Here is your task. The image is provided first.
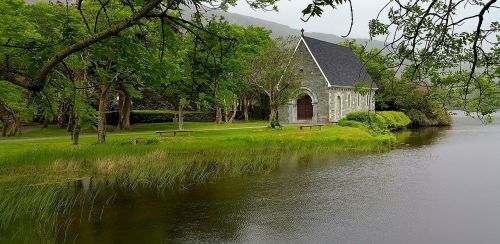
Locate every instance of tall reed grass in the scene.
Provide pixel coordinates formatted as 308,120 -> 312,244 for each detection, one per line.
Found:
0,125 -> 395,242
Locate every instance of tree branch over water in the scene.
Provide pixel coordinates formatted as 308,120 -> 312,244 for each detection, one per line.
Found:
302,0 -> 500,119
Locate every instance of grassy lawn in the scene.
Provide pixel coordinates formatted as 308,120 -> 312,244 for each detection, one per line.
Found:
0,122 -> 394,169
0,121 -> 268,140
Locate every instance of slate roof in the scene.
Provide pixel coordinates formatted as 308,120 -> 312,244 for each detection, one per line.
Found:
302,36 -> 374,87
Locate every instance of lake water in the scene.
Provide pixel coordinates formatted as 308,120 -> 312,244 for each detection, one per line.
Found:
69,112 -> 500,243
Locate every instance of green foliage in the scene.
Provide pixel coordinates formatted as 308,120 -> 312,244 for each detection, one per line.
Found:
377,111 -> 411,130
246,36 -> 303,123
337,118 -> 367,129
343,111 -> 389,135
406,107 -> 451,127
377,78 -> 452,126
0,80 -> 30,117
445,73 -> 500,122
344,41 -> 453,127
0,81 -> 32,136
301,0 -> 349,18
0,0 -> 83,76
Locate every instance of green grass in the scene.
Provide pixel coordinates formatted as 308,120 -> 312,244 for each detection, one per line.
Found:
0,122 -> 395,187
130,109 -> 205,114
0,122 -> 396,242
104,109 -> 206,114
0,121 -> 268,140
0,124 -> 392,167
0,122 -> 395,210
0,122 -> 395,186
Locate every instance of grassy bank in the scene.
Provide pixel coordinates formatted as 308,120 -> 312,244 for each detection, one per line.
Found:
0,122 -> 395,200
0,122 -> 395,242
1,123 -> 393,169
0,122 -> 395,199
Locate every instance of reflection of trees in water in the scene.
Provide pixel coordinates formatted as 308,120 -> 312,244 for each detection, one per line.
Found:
1,144 -> 392,242
62,183 -> 249,243
395,127 -> 448,147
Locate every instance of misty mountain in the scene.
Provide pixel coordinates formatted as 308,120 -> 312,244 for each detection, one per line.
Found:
25,0 -> 386,50
182,8 -> 387,50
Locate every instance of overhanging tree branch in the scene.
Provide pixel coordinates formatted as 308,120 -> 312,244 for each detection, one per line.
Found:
28,0 -> 164,92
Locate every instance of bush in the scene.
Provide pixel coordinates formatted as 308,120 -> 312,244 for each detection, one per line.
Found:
407,107 -> 451,126
377,111 -> 411,130
337,118 -> 366,129
406,109 -> 430,126
342,112 -> 389,135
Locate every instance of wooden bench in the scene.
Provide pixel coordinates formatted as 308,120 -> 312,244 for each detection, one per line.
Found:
156,130 -> 193,137
299,124 -> 325,131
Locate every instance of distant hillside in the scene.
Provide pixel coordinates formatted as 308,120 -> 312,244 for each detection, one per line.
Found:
26,0 -> 386,50
182,9 -> 387,50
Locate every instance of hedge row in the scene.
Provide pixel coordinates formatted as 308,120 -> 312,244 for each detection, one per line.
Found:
339,111 -> 411,134
377,111 -> 412,129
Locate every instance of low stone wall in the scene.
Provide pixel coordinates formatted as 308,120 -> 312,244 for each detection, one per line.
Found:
106,112 -> 216,125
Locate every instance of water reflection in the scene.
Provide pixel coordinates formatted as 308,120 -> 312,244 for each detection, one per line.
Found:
395,126 -> 448,147
62,112 -> 500,243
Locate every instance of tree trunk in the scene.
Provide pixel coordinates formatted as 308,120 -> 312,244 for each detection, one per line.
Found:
123,93 -> 131,129
1,124 -> 6,137
1,115 -> 7,137
66,106 -> 73,132
268,96 -> 277,126
268,109 -> 275,126
215,107 -> 222,124
178,104 -> 184,130
42,116 -> 49,128
8,114 -> 20,136
72,114 -> 81,145
228,96 -> 238,123
117,91 -> 124,130
243,95 -> 249,121
117,91 -> 132,130
97,84 -> 110,144
223,99 -> 229,123
57,104 -> 65,128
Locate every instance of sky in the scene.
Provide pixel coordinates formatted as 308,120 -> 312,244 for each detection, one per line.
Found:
229,0 -> 499,41
229,0 -> 393,39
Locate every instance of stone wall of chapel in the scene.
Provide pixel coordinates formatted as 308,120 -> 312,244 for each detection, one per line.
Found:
277,40 -> 377,124
329,87 -> 376,122
278,41 -> 330,124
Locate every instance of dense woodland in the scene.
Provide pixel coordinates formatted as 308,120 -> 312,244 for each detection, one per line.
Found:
0,0 -> 499,143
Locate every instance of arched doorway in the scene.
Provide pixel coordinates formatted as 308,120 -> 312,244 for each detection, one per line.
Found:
297,95 -> 313,121
335,96 -> 342,120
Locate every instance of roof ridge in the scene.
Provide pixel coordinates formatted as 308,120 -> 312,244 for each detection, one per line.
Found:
299,35 -> 375,88
302,36 -> 352,51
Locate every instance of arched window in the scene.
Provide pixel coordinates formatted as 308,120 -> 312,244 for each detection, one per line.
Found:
336,96 -> 342,120
347,94 -> 351,109
357,94 -> 360,107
